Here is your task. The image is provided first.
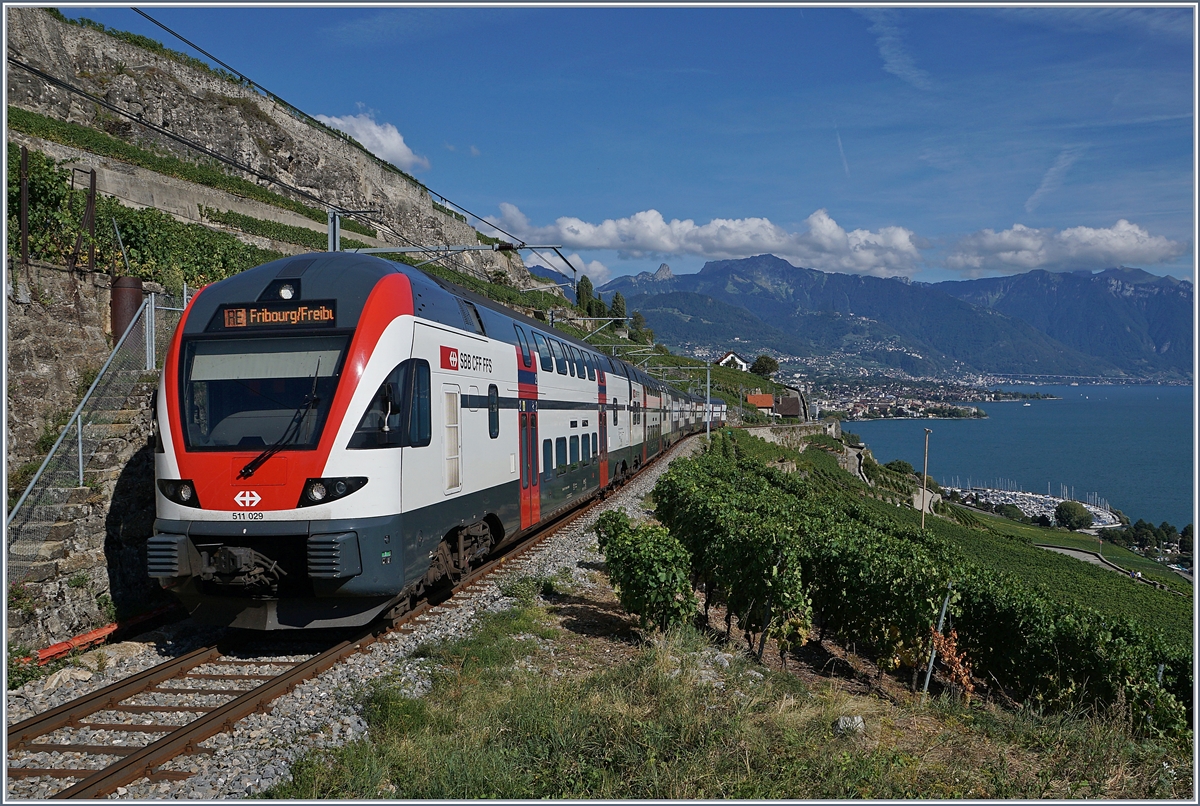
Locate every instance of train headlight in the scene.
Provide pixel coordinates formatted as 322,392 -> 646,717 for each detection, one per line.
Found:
157,479 -> 201,508
278,283 -> 295,300
297,477 -> 368,508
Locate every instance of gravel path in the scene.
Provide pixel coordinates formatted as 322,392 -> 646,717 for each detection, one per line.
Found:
5,436 -> 702,800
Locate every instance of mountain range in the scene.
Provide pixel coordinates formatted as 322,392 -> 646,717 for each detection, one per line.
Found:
597,255 -> 1192,380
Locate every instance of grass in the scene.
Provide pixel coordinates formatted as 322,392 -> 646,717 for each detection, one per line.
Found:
266,598 -> 1192,799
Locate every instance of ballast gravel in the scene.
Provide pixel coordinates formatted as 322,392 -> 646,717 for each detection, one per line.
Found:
5,437 -> 703,800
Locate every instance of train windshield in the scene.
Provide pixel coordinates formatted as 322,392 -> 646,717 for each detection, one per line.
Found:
180,335 -> 349,450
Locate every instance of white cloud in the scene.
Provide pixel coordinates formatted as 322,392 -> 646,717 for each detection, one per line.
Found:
494,204 -> 924,277
858,9 -> 933,91
527,251 -> 612,286
469,145 -> 481,157
946,220 -> 1188,276
315,111 -> 430,172
1024,146 -> 1086,213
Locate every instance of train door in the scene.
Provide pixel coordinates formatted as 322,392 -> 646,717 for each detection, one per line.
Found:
442,384 -> 462,493
518,402 -> 540,528
513,325 -> 540,529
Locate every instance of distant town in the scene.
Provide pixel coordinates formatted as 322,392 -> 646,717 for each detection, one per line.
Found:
806,380 -> 1056,421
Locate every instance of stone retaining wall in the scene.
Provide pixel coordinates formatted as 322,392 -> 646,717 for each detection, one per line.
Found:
6,257 -> 170,648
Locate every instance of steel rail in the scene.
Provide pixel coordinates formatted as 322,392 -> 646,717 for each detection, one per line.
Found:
50,630 -> 379,799
6,643 -> 222,747
8,434 -> 696,798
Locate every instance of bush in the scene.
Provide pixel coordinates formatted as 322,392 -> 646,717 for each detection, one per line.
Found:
595,510 -> 696,632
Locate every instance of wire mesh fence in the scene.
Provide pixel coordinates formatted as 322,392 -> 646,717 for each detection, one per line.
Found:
6,292 -> 185,585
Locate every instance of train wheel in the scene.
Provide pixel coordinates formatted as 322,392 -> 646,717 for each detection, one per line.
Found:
384,593 -> 416,625
427,521 -> 495,587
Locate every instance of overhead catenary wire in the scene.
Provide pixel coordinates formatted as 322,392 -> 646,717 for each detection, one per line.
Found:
6,55 -> 503,282
128,7 -> 532,251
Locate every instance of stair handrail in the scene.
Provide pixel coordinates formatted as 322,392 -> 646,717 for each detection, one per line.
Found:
6,296 -> 150,527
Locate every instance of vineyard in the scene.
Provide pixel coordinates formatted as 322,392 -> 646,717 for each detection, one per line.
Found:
602,430 -> 1192,739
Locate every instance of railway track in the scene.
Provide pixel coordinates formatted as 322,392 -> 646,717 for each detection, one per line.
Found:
6,494 -> 605,799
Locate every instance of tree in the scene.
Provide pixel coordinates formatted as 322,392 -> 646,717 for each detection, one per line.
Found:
749,354 -> 779,377
610,291 -> 627,321
630,310 -> 646,333
884,459 -> 915,476
1179,524 -> 1193,559
588,296 -> 608,317
997,503 -> 1025,521
576,275 -> 594,313
1055,500 -> 1093,531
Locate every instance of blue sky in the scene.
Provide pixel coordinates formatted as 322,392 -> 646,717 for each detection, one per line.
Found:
60,5 -> 1195,285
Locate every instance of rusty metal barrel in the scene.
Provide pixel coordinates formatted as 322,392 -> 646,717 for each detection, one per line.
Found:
110,276 -> 143,340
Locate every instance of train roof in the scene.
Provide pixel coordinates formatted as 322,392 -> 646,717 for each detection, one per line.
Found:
186,252 -> 708,404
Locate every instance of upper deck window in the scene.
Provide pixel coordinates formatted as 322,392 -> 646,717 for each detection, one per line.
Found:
514,325 -> 533,368
532,332 -> 554,373
180,335 -> 348,450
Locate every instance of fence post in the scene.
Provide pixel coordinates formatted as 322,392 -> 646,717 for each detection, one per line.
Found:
19,145 -> 29,265
87,169 -> 97,272
923,582 -> 954,696
146,293 -> 156,371
76,415 -> 84,487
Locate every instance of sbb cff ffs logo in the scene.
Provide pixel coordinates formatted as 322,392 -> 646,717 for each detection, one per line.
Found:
234,490 -> 261,507
441,346 -> 459,370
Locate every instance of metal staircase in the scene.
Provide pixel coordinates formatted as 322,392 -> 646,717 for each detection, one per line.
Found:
7,293 -> 184,585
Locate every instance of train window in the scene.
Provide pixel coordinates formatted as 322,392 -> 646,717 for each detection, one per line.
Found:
569,435 -> 580,466
488,384 -> 499,439
585,352 -> 596,381
592,432 -> 598,458
532,332 -> 553,372
444,389 -> 461,490
181,334 -> 348,450
613,398 -> 618,426
607,356 -> 619,376
542,439 -> 553,483
570,346 -> 585,378
556,437 -> 568,474
565,344 -> 576,377
513,325 -> 532,368
550,339 -> 568,375
348,359 -> 430,449
580,434 -> 590,463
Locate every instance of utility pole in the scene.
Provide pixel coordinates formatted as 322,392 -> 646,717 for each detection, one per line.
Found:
327,208 -> 378,252
921,427 -> 932,530
706,362 -> 711,443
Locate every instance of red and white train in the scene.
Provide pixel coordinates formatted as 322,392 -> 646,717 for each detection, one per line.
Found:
149,252 -> 725,629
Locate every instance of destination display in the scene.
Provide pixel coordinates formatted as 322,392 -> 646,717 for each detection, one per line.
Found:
207,300 -> 337,331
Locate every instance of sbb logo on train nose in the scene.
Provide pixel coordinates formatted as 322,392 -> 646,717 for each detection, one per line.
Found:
441,346 -> 459,370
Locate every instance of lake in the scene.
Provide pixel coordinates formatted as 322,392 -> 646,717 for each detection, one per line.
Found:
848,384 -> 1194,531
